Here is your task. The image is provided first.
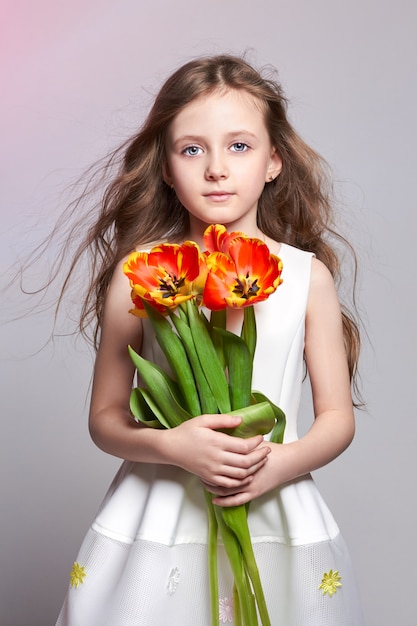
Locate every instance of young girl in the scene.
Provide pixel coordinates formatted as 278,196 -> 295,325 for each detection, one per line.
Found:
55,54 -> 365,625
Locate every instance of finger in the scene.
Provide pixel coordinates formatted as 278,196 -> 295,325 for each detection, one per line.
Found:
212,490 -> 252,507
196,413 -> 243,430
201,453 -> 269,490
201,447 -> 269,487
222,445 -> 271,473
201,475 -> 253,494
214,459 -> 265,485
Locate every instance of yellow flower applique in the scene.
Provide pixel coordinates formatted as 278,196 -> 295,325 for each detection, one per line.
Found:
319,569 -> 342,597
70,562 -> 87,588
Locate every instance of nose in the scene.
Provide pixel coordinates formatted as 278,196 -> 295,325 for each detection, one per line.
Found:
204,151 -> 228,181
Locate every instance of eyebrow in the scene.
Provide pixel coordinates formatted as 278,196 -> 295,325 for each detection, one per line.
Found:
171,130 -> 259,146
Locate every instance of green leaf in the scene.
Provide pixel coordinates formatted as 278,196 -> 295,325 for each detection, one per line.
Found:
186,300 -> 231,413
219,402 -> 276,438
129,387 -> 168,429
141,300 -> 201,416
170,312 -> 218,415
214,328 -> 252,410
251,391 -> 286,443
128,346 -> 192,428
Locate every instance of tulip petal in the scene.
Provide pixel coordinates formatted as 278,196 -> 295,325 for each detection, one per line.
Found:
123,241 -> 203,315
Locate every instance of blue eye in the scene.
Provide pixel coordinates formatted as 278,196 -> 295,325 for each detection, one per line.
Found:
231,142 -> 249,152
183,145 -> 202,156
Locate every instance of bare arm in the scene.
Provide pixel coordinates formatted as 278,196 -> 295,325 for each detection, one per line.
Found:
211,257 -> 356,506
88,260 -> 270,487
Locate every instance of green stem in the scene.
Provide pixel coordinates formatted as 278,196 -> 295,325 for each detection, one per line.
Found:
209,309 -> 227,368
221,505 -> 271,626
204,490 -> 220,626
233,583 -> 242,626
214,505 -> 253,626
241,305 -> 257,360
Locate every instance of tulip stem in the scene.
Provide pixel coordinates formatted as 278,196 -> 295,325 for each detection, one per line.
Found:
209,309 -> 227,367
214,505 -> 254,625
204,490 -> 220,626
242,305 -> 257,360
233,583 -> 242,626
221,505 -> 271,626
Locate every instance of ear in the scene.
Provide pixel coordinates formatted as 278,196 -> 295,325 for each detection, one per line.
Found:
265,149 -> 282,183
162,161 -> 173,187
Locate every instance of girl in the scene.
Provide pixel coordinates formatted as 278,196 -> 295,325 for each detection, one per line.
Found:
55,55 -> 365,625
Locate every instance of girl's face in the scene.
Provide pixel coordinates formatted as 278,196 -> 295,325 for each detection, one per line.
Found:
163,89 -> 282,242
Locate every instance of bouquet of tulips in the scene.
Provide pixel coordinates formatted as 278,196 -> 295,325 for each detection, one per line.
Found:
123,224 -> 285,626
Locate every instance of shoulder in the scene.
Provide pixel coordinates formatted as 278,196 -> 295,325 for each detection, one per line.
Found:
309,257 -> 335,290
306,257 -> 341,324
106,256 -> 135,307
100,256 -> 143,352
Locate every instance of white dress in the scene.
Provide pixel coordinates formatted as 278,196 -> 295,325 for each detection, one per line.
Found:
56,243 -> 365,626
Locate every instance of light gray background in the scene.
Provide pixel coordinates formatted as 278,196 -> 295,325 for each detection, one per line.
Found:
1,1 -> 416,624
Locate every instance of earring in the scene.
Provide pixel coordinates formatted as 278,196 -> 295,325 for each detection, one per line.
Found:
268,175 -> 274,181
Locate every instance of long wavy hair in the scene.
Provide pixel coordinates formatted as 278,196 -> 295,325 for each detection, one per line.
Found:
38,54 -> 361,392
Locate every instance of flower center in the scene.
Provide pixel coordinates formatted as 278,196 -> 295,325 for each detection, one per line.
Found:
158,273 -> 185,297
233,273 -> 260,299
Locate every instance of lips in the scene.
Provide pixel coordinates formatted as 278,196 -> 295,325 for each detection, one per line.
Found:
204,191 -> 233,202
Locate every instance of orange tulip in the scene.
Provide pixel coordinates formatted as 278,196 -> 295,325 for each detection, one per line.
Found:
128,292 -> 167,318
123,241 -> 202,313
203,237 -> 283,310
203,223 -> 245,254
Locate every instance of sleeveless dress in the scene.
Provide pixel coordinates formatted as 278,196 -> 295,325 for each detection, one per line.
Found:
56,243 -> 365,626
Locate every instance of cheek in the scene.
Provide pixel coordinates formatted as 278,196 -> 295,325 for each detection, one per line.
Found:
170,159 -> 194,182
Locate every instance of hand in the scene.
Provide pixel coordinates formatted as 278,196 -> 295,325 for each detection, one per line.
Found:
210,442 -> 284,508
166,414 -> 271,491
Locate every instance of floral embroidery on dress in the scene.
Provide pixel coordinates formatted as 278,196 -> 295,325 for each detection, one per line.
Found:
319,569 -> 342,596
166,567 -> 180,595
219,596 -> 234,623
69,562 -> 86,588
